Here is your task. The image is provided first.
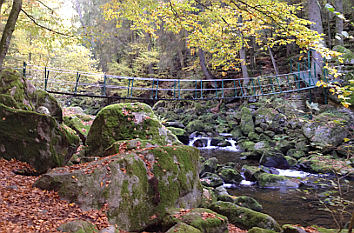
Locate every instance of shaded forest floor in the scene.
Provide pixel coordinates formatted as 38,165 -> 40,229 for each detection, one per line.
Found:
0,158 -> 247,233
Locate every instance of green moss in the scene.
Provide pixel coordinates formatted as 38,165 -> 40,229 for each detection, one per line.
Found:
248,227 -> 277,233
166,222 -> 202,233
256,173 -> 287,187
164,208 -> 228,233
167,127 -> 186,136
0,104 -> 78,173
0,94 -> 20,108
209,201 -> 281,231
86,103 -> 180,156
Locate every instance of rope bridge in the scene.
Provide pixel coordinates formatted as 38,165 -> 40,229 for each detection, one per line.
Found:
22,62 -> 327,101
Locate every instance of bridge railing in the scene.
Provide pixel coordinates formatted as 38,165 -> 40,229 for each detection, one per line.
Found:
23,63 -> 320,101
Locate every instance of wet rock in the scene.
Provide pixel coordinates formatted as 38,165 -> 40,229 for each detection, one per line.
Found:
162,208 -> 228,233
200,157 -> 218,175
209,201 -> 281,231
85,103 -> 180,156
57,220 -> 97,233
214,186 -> 229,196
260,150 -> 289,169
284,156 -> 297,167
200,172 -> 224,187
234,196 -> 263,212
282,224 -> 308,233
286,149 -> 306,159
35,145 -> 202,232
218,168 -> 243,184
242,165 -> 262,181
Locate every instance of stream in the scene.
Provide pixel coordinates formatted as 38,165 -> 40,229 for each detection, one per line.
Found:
192,138 -> 354,229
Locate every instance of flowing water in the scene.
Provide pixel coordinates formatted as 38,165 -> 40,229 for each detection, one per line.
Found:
193,138 -> 354,229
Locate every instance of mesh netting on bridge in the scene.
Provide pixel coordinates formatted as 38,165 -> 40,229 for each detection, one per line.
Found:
23,63 -> 322,101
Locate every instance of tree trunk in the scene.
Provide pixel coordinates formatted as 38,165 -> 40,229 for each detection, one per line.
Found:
0,0 -> 22,69
198,48 -> 214,80
335,0 -> 344,45
239,46 -> 249,85
268,46 -> 279,75
308,0 -> 325,78
327,11 -> 332,48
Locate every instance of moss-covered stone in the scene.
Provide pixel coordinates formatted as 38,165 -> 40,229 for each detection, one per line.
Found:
240,107 -> 254,135
0,104 -> 79,173
35,145 -> 202,232
284,156 -> 297,167
162,208 -> 228,233
248,227 -> 277,233
167,127 -> 186,136
302,113 -> 350,150
209,201 -> 281,231
200,172 -> 224,188
85,103 -> 181,156
57,220 -> 98,233
218,168 -> 243,184
298,155 -> 354,175
256,173 -> 287,188
234,196 -> 263,212
166,222 -> 202,233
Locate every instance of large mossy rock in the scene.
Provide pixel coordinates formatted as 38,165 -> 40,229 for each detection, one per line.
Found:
0,69 -> 62,122
240,107 -> 254,135
162,208 -> 228,233
0,104 -> 79,173
302,113 -> 349,150
85,103 -> 180,156
209,201 -> 282,232
34,145 -> 202,232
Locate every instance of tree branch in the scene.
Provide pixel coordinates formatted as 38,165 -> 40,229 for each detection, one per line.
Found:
35,0 -> 54,14
21,9 -> 72,37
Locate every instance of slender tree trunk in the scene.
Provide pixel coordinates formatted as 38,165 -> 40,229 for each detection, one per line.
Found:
198,48 -> 214,80
0,0 -> 22,69
268,46 -> 279,75
335,0 -> 344,45
308,0 -> 325,78
327,11 -> 332,48
239,47 -> 249,85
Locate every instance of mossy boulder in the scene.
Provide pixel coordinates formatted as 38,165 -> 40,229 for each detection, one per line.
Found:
85,103 -> 180,156
209,201 -> 281,231
259,149 -> 289,169
63,113 -> 94,144
217,168 -> 243,184
298,155 -> 354,175
200,172 -> 224,188
240,107 -> 254,135
248,227 -> 277,233
234,196 -> 263,212
302,113 -> 349,150
34,145 -> 202,232
200,157 -> 218,175
57,220 -> 98,233
0,69 -> 62,122
162,208 -> 228,233
166,222 -> 202,233
0,104 -> 79,173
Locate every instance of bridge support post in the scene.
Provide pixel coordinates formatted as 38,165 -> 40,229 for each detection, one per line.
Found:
23,62 -> 27,78
74,72 -> 81,95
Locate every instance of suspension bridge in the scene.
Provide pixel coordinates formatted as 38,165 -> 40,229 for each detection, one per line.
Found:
22,58 -> 328,102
